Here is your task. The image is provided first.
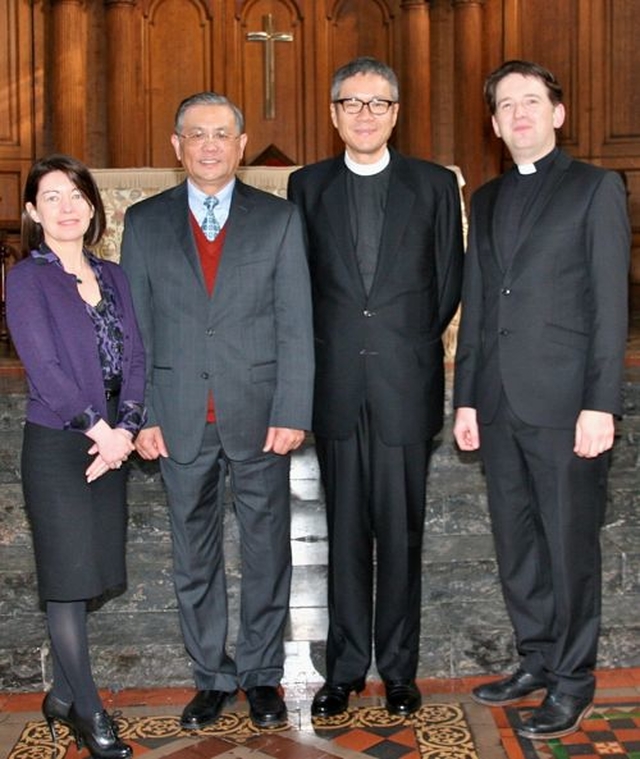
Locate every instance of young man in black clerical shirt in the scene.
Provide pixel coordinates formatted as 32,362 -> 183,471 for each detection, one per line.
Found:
454,60 -> 630,740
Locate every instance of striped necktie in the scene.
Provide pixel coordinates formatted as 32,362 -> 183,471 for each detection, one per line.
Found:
201,196 -> 221,241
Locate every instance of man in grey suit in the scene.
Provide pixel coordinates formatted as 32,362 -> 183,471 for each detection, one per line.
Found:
120,92 -> 314,730
454,61 -> 629,740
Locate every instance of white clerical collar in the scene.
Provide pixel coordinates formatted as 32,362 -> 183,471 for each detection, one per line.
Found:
344,148 -> 391,176
516,147 -> 558,175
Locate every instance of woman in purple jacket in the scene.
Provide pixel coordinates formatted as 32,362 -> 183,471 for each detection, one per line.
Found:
6,155 -> 146,759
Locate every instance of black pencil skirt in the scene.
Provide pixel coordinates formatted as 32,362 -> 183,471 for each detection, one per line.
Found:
21,405 -> 128,607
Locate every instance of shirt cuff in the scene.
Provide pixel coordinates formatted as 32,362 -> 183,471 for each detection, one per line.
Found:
116,400 -> 148,435
65,405 -> 102,432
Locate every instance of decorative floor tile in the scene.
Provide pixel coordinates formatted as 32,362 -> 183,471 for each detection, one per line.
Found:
500,700 -> 640,759
6,703 -> 480,759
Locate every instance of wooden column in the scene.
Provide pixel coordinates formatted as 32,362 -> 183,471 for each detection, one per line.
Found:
104,0 -> 143,166
400,0 -> 431,159
452,0 -> 485,195
50,0 -> 87,160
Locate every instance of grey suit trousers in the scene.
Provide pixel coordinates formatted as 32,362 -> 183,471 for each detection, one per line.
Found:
160,422 -> 292,692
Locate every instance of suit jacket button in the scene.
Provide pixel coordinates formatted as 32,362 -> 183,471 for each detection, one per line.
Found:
206,328 -> 215,336
499,328 -> 509,336
501,288 -> 511,295
201,371 -> 209,379
363,310 -> 376,317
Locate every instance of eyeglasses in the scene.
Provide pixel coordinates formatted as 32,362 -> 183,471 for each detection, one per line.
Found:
177,129 -> 241,146
333,97 -> 397,116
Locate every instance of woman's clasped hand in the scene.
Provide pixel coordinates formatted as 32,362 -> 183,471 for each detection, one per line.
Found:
85,420 -> 136,482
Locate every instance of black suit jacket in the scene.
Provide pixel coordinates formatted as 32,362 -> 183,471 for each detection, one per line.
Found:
288,150 -> 464,445
454,150 -> 630,427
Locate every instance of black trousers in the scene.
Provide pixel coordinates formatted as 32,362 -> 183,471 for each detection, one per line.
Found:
480,395 -> 609,699
316,403 -> 431,684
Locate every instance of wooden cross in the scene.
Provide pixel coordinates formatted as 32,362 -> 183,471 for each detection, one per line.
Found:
246,14 -> 293,120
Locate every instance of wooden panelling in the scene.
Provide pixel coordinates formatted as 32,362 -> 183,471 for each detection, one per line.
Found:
50,0 -> 88,159
429,1 -> 455,167
0,163 -> 28,229
587,0 -> 640,282
2,0 -> 640,281
0,0 -> 33,228
452,0 -> 485,194
238,0 -> 304,165
398,0 -> 431,160
327,0 -> 393,64
0,2 -> 20,149
619,169 -> 640,283
105,0 -> 143,167
145,0 -> 215,166
0,0 -> 32,155
591,0 -> 640,158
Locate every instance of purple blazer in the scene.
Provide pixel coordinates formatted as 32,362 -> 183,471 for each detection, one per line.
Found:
6,253 -> 146,431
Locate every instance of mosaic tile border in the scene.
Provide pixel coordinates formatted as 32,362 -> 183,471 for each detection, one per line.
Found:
8,703 -> 479,759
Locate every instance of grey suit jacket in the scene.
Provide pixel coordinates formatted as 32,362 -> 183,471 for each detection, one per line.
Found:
120,178 -> 314,463
454,150 -> 630,427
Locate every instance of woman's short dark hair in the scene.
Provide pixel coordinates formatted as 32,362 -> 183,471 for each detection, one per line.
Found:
22,154 -> 107,253
484,60 -> 563,114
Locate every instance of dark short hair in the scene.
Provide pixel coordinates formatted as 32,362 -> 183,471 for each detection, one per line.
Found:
174,92 -> 245,134
484,60 -> 563,114
22,154 -> 106,253
331,57 -> 399,102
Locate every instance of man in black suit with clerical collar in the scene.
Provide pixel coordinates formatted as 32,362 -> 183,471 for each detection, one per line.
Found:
289,56 -> 464,718
454,60 -> 630,740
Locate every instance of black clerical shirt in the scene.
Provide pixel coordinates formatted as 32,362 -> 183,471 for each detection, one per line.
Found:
346,166 -> 391,294
495,147 -> 558,269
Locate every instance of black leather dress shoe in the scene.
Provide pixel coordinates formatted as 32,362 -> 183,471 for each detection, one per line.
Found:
311,679 -> 366,717
472,669 -> 547,706
180,689 -> 232,729
517,691 -> 593,740
385,680 -> 422,716
245,686 -> 287,728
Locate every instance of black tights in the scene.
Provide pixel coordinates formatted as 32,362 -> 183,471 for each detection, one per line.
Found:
46,600 -> 102,717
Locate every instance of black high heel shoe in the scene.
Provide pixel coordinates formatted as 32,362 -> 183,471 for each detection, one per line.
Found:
42,692 -> 72,741
68,707 -> 132,759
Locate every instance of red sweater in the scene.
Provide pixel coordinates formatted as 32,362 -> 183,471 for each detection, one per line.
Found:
190,213 -> 227,422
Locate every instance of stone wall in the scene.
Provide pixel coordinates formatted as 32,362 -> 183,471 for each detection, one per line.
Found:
1,371 -> 638,692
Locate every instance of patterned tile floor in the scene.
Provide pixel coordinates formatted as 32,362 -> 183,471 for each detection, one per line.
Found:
2,670 -> 640,759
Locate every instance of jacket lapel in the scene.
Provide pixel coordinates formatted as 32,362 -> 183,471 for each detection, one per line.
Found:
319,163 -> 368,298
488,177 -> 508,273
165,182 -> 208,295
205,179 -> 256,318
371,159 -> 415,295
